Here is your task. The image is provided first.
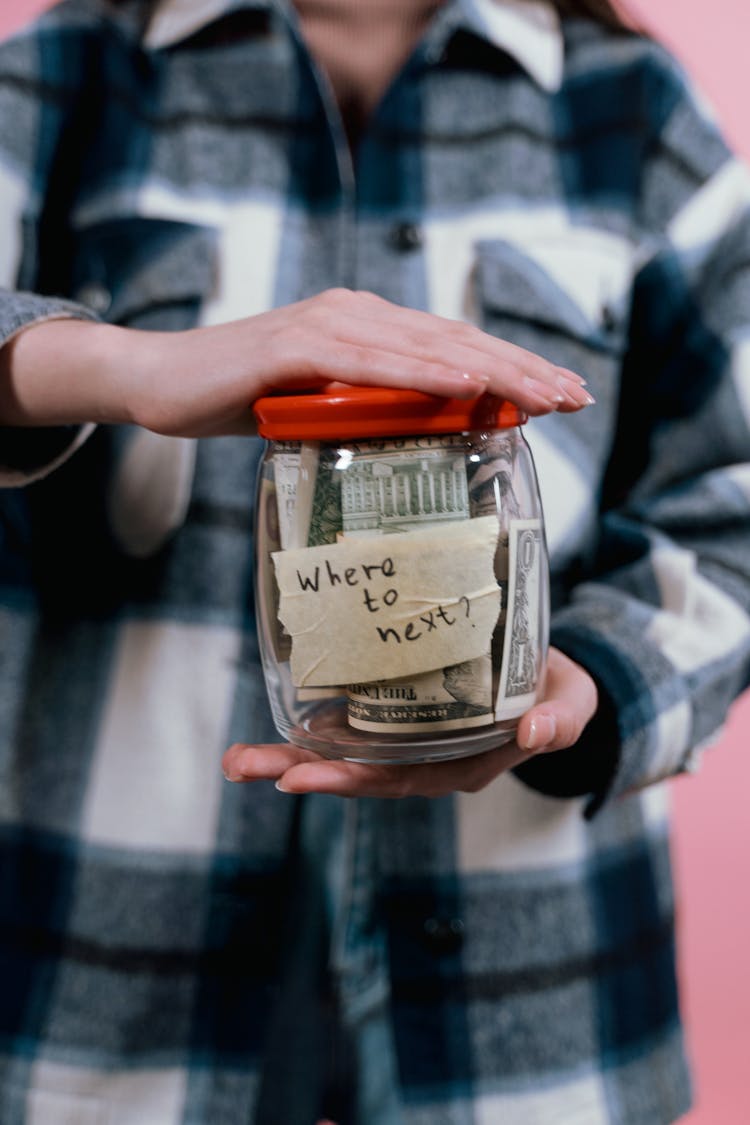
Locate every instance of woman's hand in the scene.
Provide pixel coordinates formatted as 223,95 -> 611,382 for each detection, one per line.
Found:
222,648 -> 599,799
128,289 -> 593,436
0,289 -> 592,434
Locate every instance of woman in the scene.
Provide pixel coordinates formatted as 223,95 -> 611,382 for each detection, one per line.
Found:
0,0 -> 747,1121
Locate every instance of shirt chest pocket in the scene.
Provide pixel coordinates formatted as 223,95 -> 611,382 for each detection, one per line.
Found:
69,217 -> 219,330
472,235 -> 634,386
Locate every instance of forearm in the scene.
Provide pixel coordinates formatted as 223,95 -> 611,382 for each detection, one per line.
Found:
0,318 -> 134,427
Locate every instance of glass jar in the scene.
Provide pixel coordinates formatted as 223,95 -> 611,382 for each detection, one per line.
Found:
253,386 -> 549,763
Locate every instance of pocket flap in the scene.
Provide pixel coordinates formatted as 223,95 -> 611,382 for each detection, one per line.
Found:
475,236 -> 629,353
70,217 -> 218,326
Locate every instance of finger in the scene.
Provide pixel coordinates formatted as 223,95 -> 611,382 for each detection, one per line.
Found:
332,294 -> 592,404
311,348 -> 495,402
274,740 -> 528,799
328,335 -> 593,413
222,741 -> 320,782
296,344 -> 582,416
320,341 -> 589,414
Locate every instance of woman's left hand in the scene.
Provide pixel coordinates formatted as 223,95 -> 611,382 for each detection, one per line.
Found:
222,648 -> 598,798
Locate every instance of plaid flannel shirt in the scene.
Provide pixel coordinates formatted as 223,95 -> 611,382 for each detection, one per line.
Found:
1,1 -> 749,1122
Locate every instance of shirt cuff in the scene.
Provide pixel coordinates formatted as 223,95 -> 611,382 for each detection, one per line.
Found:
0,293 -> 99,485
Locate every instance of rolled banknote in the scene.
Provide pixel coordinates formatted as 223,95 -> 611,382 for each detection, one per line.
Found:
494,517 -> 544,721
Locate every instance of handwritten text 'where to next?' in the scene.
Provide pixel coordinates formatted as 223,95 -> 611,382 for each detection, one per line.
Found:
272,516 -> 502,687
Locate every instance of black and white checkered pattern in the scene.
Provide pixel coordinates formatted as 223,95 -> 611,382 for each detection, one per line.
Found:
0,1 -> 748,1120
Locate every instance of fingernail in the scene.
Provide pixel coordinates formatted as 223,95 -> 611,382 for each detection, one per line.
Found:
524,714 -> 557,751
223,770 -> 240,783
558,380 -> 596,407
275,778 -> 291,793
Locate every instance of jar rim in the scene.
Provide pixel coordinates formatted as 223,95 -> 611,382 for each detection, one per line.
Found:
252,386 -> 526,440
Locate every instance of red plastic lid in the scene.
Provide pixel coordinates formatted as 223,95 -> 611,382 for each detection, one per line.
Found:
252,385 -> 526,440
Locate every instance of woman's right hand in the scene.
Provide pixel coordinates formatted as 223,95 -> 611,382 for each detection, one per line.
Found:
0,288 -> 593,435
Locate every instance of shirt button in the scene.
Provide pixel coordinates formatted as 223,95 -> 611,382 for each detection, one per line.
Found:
389,222 -> 423,253
75,282 -> 112,315
424,43 -> 447,66
423,916 -> 465,954
600,303 -> 618,333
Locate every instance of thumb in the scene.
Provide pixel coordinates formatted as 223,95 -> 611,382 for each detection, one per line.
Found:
515,648 -> 598,755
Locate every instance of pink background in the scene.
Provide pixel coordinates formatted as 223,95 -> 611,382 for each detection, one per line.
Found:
1,3 -> 749,1122
623,6 -> 750,1123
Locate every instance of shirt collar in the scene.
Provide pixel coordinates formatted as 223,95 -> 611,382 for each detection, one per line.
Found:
143,0 -> 563,93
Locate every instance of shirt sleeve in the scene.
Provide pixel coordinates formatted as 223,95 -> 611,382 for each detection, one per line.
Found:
0,4 -> 101,486
517,55 -> 750,815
